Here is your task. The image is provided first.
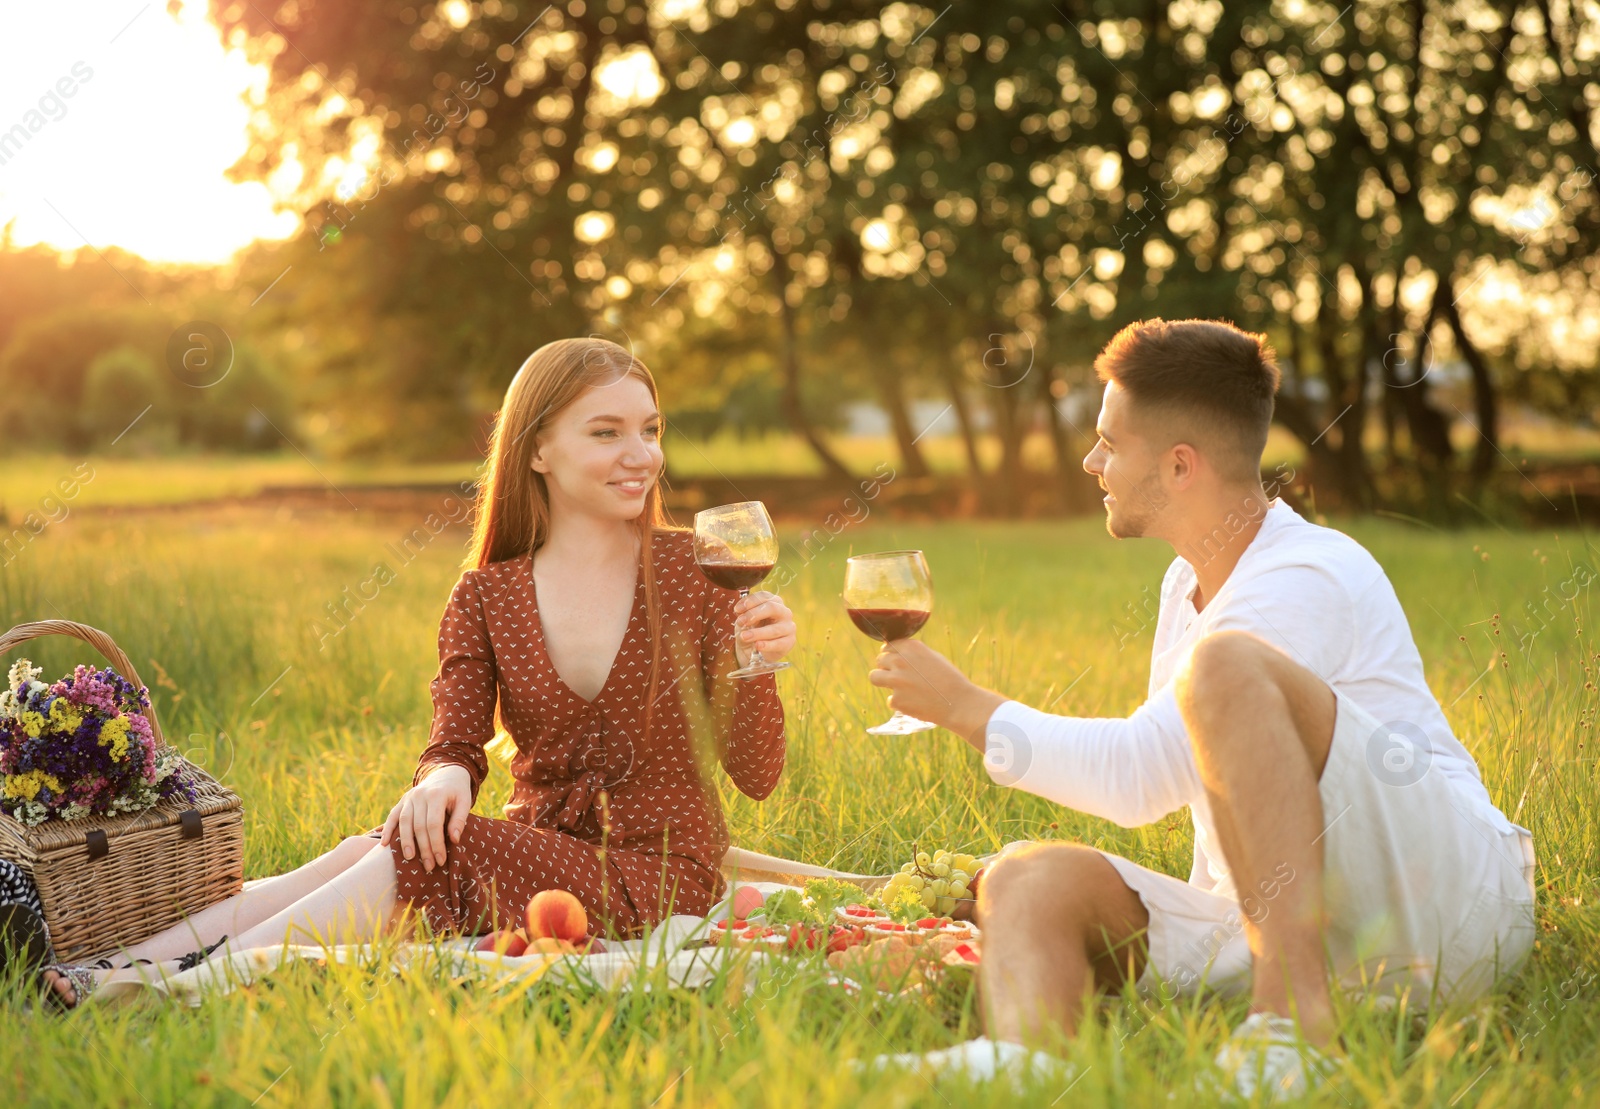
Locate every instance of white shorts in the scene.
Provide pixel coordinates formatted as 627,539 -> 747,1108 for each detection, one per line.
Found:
1095,689 -> 1537,1009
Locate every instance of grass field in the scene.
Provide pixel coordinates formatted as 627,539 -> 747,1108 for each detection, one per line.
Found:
1,493 -> 1597,1106
0,426 -> 1304,511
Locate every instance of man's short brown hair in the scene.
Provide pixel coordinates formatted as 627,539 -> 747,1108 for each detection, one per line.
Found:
1094,318 -> 1282,482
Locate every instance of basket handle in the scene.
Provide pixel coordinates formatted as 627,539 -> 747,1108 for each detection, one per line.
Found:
0,619 -> 166,746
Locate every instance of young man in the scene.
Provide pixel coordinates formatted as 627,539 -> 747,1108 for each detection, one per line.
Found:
866,319 -> 1537,1097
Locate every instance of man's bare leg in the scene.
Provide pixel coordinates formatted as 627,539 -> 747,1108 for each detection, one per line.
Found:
977,843 -> 1150,1046
43,838 -> 402,1007
95,835 -> 383,964
1174,629 -> 1338,1049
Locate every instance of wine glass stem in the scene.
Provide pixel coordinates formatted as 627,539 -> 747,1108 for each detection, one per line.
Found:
738,587 -> 768,667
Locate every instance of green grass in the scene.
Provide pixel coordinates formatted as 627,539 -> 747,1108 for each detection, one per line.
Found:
0,500 -> 1597,1106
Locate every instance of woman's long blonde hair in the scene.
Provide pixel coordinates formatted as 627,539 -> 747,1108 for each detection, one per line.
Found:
469,337 -> 675,764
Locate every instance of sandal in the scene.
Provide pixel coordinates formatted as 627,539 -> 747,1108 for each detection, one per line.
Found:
36,934 -> 231,1014
0,903 -> 54,982
36,961 -> 100,1013
176,935 -> 230,972
86,932 -> 230,973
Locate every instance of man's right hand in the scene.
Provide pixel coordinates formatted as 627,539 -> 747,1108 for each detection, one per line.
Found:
866,638 -> 1006,750
379,764 -> 472,872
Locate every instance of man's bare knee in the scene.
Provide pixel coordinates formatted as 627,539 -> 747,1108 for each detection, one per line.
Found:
1175,630 -> 1274,709
981,844 -> 1140,928
1176,629 -> 1336,775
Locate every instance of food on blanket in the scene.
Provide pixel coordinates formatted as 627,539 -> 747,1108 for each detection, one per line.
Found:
826,936 -> 924,992
713,917 -> 752,932
969,865 -> 986,898
728,886 -> 765,919
728,924 -> 786,951
526,889 -> 588,943
746,879 -> 871,928
525,936 -> 580,955
828,925 -> 868,953
942,940 -> 981,966
755,888 -> 808,925
881,848 -> 979,917
799,877 -> 869,917
786,924 -> 828,951
475,930 -> 529,958
835,904 -> 892,926
864,920 -> 926,946
911,916 -> 977,942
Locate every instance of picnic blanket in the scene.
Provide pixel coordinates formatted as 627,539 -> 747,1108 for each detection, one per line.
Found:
81,847 -> 948,1010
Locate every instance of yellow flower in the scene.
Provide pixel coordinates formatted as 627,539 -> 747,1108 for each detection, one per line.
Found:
98,715 -> 131,761
18,710 -> 45,738
48,699 -> 83,733
3,769 -> 64,802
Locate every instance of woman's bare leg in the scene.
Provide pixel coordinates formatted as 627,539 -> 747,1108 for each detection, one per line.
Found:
227,836 -> 402,950
99,836 -> 382,964
43,839 -> 403,1007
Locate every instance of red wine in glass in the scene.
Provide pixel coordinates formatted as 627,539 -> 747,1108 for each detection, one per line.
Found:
694,501 -> 790,679
699,562 -> 777,592
843,551 -> 936,735
846,607 -> 930,642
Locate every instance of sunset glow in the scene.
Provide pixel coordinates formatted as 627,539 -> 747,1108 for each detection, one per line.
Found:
0,0 -> 295,266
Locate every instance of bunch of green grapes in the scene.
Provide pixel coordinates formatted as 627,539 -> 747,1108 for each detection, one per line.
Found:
880,848 -> 980,916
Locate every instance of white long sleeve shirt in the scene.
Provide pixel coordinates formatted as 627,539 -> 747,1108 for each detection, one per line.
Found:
983,498 -> 1515,899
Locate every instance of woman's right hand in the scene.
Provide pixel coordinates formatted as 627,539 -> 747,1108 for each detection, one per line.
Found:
379,764 -> 473,871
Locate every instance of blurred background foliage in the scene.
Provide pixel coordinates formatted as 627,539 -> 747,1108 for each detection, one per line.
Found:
2,0 -> 1598,520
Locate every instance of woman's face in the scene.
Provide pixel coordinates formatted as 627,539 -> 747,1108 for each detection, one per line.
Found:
529,374 -> 664,523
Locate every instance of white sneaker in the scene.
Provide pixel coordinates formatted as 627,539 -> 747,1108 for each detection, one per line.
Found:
854,1036 -> 1075,1092
1211,1013 -> 1339,1102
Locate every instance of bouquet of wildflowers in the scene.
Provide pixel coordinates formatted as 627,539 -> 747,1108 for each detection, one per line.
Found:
0,658 -> 196,827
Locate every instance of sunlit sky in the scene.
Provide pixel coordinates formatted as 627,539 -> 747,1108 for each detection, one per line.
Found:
0,0 -> 296,265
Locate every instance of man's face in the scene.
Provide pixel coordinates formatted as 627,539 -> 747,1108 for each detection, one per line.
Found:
1082,380 -> 1169,539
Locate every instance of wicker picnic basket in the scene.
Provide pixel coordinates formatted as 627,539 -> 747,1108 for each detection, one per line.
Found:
0,619 -> 244,963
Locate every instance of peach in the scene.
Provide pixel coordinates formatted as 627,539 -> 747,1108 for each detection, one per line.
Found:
727,885 -> 765,920
525,936 -> 579,956
526,889 -> 589,943
475,930 -> 528,958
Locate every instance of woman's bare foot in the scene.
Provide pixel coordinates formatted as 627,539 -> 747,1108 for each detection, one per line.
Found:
41,960 -> 181,1009
39,964 -> 104,1009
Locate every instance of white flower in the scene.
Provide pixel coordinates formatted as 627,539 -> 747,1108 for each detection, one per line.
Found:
0,689 -> 16,719
7,659 -> 42,693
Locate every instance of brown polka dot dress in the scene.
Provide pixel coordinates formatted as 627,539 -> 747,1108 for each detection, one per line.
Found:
363,527 -> 786,939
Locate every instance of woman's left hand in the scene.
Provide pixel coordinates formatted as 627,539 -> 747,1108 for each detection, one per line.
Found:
734,590 -> 796,668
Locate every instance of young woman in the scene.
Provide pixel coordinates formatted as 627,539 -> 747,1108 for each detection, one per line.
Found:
38,338 -> 796,1010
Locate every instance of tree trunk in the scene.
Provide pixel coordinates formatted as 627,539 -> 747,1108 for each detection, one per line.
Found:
1437,277 -> 1498,486
990,383 -> 1024,516
981,326 -> 1026,516
763,234 -> 853,481
871,359 -> 930,478
1039,360 -> 1080,511
1315,287 -> 1374,508
935,360 -> 984,477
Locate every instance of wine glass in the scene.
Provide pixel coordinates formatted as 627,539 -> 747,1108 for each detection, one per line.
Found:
694,501 -> 791,679
843,550 -> 936,735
